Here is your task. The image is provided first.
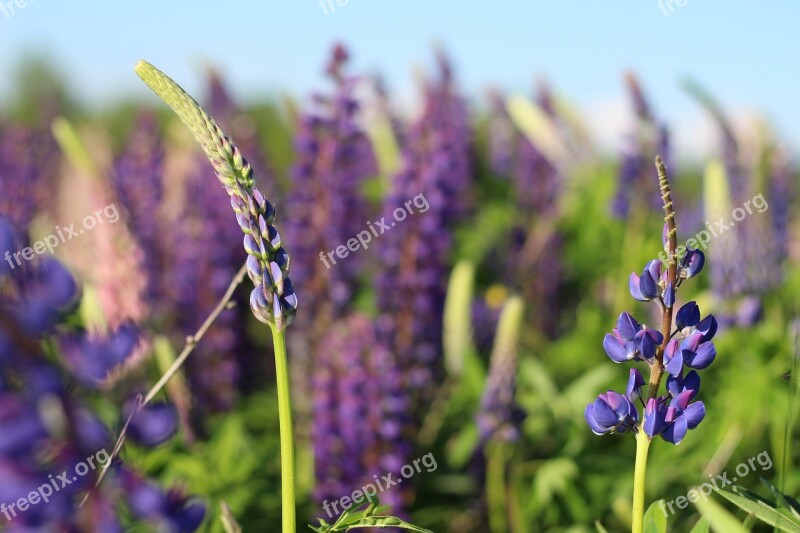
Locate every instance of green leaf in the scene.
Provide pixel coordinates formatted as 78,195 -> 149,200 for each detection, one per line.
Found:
760,477 -> 800,521
692,491 -> 752,533
643,500 -> 668,533
339,516 -> 434,532
713,487 -> 800,532
594,521 -> 610,533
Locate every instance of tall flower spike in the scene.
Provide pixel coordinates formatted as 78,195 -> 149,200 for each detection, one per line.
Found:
135,61 -> 297,330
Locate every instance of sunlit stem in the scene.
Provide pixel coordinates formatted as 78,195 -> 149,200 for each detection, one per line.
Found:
271,326 -> 296,532
632,430 -> 651,533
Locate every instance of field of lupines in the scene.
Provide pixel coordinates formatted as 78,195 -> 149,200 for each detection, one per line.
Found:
0,45 -> 798,532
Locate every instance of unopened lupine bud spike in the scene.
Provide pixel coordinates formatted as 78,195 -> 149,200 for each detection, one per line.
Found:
135,60 -> 296,329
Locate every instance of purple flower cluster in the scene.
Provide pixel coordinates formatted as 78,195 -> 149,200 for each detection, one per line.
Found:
376,52 -> 473,402
0,219 -> 199,530
312,314 -> 410,511
285,43 -> 377,323
165,164 -> 245,413
586,225 -> 716,445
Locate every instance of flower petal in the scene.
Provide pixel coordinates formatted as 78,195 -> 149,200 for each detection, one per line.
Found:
603,333 -> 631,363
687,341 -> 716,369
683,401 -> 705,429
616,312 -> 641,341
629,272 -> 646,301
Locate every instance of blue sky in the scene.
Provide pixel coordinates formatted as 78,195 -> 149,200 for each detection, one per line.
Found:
1,1 -> 797,156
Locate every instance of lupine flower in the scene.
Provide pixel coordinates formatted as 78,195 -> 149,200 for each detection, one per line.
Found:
0,123 -> 59,233
284,43 -> 376,327
587,156 -> 716,451
0,252 -> 198,531
585,391 -> 638,435
120,469 -> 206,532
626,368 -> 645,402
165,163 -> 245,412
377,51 -> 474,406
312,314 -> 410,512
135,61 -> 297,330
126,402 -> 179,447
57,322 -> 141,387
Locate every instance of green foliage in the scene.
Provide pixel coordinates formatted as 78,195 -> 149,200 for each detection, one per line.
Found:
643,500 -> 667,533
309,496 -> 433,533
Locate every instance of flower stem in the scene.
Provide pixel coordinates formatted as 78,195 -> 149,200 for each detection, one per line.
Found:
648,156 -> 678,400
632,431 -> 651,533
271,326 -> 296,532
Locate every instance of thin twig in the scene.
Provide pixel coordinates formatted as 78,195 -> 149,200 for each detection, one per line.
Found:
80,262 -> 248,507
144,262 -> 247,404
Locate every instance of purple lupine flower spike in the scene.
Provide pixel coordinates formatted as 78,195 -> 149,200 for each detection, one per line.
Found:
312,315 -> 409,514
587,156 -> 717,448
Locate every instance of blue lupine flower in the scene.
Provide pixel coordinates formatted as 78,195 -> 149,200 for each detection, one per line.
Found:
643,397 -> 667,437
675,301 -> 701,329
680,333 -> 717,369
58,323 -> 140,387
662,391 -> 705,444
630,259 -> 670,302
127,402 -> 179,448
679,247 -> 705,279
602,313 -> 664,363
603,330 -> 639,363
626,369 -> 645,402
635,328 -> 663,359
585,391 -> 638,435
121,469 -> 206,532
617,312 -> 642,340
666,369 -> 700,400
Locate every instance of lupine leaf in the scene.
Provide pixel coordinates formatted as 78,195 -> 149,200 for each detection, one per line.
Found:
760,477 -> 800,521
336,516 -> 434,531
712,487 -> 800,531
643,500 -> 667,533
692,494 -> 749,533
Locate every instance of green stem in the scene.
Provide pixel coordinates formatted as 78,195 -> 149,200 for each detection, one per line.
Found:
632,431 -> 651,533
271,326 -> 296,532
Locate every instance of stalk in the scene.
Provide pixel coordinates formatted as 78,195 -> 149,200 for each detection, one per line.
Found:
632,430 -> 651,533
271,326 -> 296,532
